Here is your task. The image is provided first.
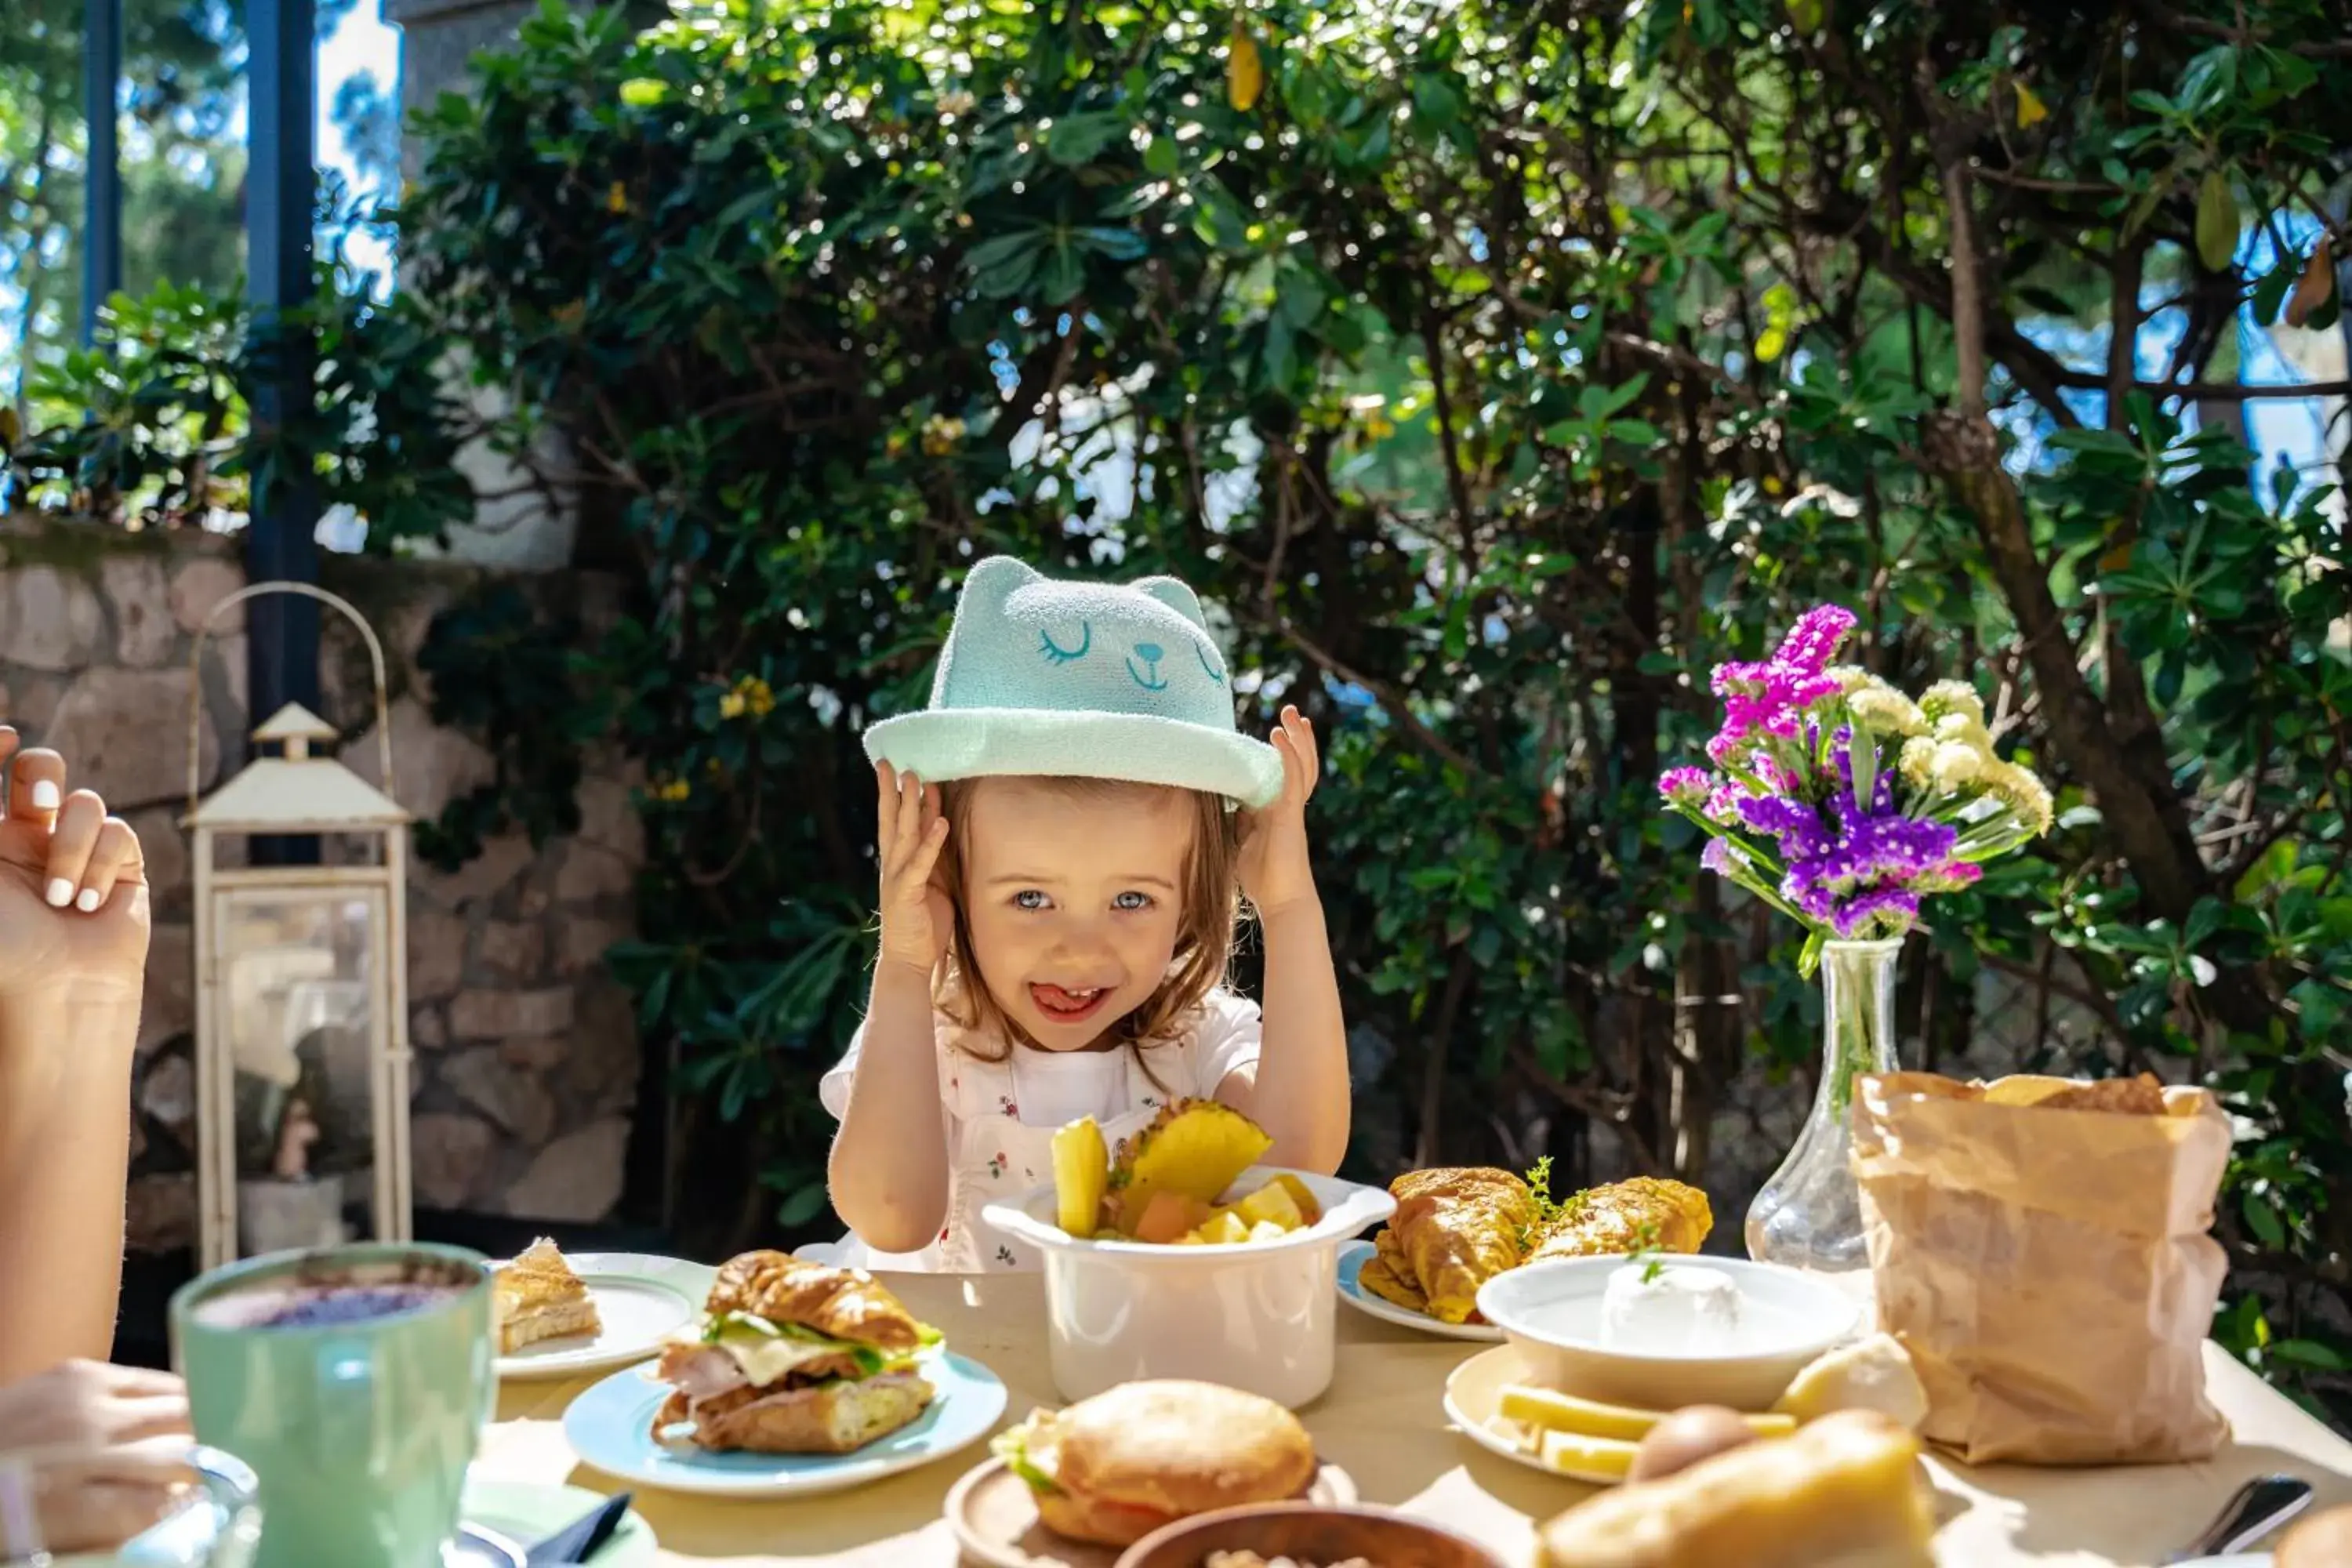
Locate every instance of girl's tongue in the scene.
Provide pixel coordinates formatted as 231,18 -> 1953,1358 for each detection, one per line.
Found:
1031,982 -> 1109,1022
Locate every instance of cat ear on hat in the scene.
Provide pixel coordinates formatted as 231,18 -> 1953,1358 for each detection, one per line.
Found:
1131,575 -> 1209,630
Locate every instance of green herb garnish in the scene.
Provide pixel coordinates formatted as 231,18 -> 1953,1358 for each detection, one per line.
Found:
1632,1221 -> 1666,1283
990,1426 -> 1061,1495
1519,1156 -> 1589,1250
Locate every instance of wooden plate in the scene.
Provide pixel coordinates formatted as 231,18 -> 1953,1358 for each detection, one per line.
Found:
945,1457 -> 1358,1568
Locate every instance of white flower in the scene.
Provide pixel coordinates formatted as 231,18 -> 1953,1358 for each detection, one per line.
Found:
1929,742 -> 1985,793
1899,735 -> 1938,792
1981,757 -> 2055,837
1919,679 -> 1986,730
1848,680 -> 1928,737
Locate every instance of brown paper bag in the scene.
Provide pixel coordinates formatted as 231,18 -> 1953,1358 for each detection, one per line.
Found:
1851,1070 -> 2232,1465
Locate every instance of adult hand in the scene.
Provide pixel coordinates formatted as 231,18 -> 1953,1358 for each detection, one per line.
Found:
0,1360 -> 187,1455
0,726 -> 151,1001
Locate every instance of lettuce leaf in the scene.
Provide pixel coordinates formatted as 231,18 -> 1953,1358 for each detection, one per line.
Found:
989,1425 -> 1060,1495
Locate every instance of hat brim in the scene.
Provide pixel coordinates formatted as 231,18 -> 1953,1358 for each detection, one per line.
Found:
863,708 -> 1285,809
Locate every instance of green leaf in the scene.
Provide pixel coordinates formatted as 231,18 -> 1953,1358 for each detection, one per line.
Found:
2194,171 -> 2239,272
1039,244 -> 1086,304
619,78 -> 667,107
2241,1192 -> 2285,1250
1046,112 -> 1127,167
2270,1338 -> 2350,1372
775,1181 -> 831,1228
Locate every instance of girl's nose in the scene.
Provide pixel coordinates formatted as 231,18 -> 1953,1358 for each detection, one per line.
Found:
1134,641 -> 1163,662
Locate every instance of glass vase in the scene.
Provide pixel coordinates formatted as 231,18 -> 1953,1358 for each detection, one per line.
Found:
1744,936 -> 1901,1274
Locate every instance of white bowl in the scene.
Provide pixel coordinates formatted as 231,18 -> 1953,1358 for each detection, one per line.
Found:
982,1166 -> 1396,1409
1475,1255 -> 1862,1412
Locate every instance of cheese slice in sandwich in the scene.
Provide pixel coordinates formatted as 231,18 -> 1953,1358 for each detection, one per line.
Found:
492,1237 -> 602,1354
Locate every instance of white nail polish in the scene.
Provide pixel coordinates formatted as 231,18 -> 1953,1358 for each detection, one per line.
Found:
45,878 -> 72,908
77,888 -> 101,913
29,781 -> 60,811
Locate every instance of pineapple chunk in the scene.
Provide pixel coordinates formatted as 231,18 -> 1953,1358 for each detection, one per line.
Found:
1247,1219 -> 1289,1243
1132,1190 -> 1215,1244
1536,1429 -> 1642,1479
1052,1117 -> 1110,1237
1235,1181 -> 1305,1232
1272,1174 -> 1323,1225
1109,1099 -> 1274,1213
1501,1385 -> 1796,1442
1191,1210 -> 1251,1246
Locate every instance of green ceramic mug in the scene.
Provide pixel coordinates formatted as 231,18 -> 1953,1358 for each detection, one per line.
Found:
168,1243 -> 494,1568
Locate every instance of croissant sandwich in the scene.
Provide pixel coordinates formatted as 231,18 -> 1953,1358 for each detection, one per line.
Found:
650,1251 -> 941,1454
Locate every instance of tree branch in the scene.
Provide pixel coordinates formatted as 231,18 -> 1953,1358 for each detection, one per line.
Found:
1272,615 -> 1482,776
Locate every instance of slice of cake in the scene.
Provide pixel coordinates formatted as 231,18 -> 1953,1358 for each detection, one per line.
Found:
492,1238 -> 602,1353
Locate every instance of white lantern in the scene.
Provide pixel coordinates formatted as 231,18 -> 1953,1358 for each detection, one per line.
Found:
185,583 -> 413,1269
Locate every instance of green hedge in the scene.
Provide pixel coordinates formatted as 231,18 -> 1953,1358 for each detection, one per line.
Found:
11,0 -> 2348,1422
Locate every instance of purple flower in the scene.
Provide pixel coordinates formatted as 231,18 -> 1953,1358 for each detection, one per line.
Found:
1774,604 -> 1858,675
1659,768 -> 1712,808
1832,886 -> 1920,938
1700,837 -> 1748,877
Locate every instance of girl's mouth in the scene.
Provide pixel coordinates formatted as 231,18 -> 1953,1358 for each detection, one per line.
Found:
1030,983 -> 1112,1024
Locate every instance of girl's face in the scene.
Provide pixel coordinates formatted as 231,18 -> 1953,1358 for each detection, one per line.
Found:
956,777 -> 1194,1051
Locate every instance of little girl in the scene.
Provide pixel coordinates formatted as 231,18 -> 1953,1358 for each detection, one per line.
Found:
818,557 -> 1350,1272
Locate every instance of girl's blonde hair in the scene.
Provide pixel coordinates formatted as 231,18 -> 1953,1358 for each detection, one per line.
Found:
931,776 -> 1241,1062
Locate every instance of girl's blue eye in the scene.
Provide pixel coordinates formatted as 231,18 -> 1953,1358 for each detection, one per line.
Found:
1112,891 -> 1153,912
1012,890 -> 1050,910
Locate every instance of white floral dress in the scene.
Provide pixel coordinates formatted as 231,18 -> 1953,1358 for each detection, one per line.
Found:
807,989 -> 1265,1273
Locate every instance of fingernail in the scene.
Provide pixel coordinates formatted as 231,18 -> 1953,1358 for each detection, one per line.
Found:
29,780 -> 60,811
45,877 -> 72,908
77,887 -> 101,913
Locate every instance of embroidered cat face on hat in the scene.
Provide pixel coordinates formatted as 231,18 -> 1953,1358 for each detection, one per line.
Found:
862,557 -> 1283,808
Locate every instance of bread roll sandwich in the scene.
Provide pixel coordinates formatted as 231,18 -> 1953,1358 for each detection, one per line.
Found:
992,1380 -> 1319,1547
649,1250 -> 938,1454
491,1238 -> 602,1353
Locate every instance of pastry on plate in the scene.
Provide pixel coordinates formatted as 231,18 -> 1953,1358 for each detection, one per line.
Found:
649,1250 -> 939,1455
1365,1167 -> 1536,1323
993,1379 -> 1318,1547
1526,1176 -> 1712,1263
492,1237 -> 602,1354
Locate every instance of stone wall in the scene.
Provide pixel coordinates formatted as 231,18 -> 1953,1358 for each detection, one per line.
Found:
0,518 -> 644,1251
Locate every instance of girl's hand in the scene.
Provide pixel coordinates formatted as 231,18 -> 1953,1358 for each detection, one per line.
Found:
874,761 -> 953,976
1239,706 -> 1320,920
0,728 -> 150,1003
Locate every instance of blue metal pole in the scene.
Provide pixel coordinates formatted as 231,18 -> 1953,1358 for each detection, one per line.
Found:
245,0 -> 322,864
80,0 -> 122,346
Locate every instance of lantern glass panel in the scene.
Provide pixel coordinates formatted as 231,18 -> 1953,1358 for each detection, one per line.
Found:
211,883 -> 388,1259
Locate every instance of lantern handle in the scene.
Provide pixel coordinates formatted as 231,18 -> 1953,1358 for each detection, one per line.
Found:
184,579 -> 397,823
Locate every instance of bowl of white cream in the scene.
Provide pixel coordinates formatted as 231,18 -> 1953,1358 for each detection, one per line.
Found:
1475,1255 -> 1864,1411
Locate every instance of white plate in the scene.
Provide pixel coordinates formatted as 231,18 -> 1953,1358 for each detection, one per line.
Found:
1443,1342 -> 1631,1486
1336,1240 -> 1506,1343
562,1348 -> 1008,1498
2165,1559 -> 2269,1567
492,1253 -> 715,1380
943,1456 -> 1358,1568
462,1478 -> 657,1566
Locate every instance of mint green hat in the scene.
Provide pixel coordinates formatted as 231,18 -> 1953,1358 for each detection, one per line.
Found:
863,556 -> 1284,808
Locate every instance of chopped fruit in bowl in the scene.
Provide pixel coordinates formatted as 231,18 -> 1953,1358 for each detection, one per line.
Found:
1049,1101 -> 1328,1247
979,1102 -> 1396,1408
